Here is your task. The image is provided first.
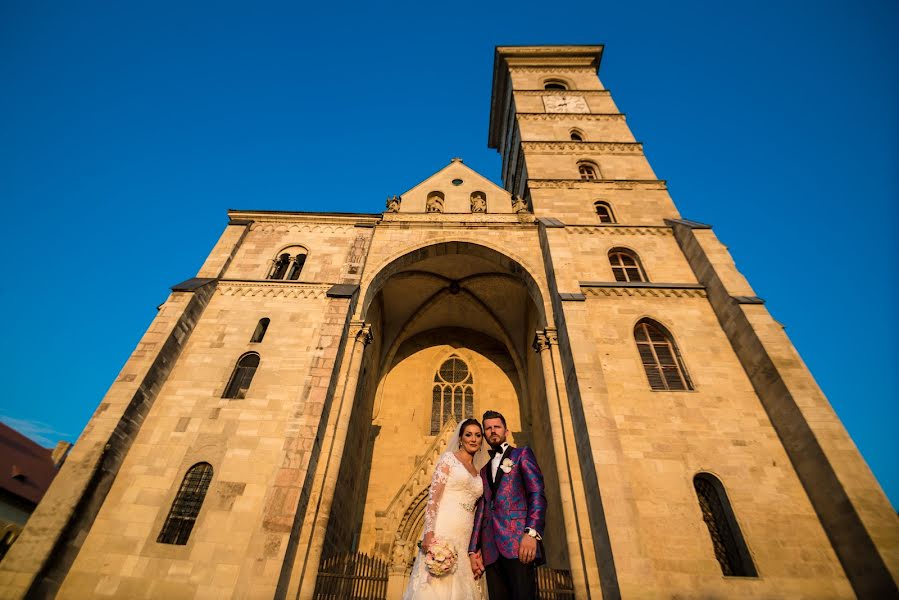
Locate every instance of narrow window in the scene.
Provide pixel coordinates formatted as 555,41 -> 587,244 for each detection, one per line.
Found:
287,253 -> 306,280
570,129 -> 584,141
223,352 -> 260,399
250,318 -> 270,343
430,356 -> 474,434
609,248 -> 647,282
694,474 -> 757,577
594,201 -> 615,223
544,80 -> 568,90
157,462 -> 213,545
634,319 -> 693,391
269,254 -> 291,279
578,163 -> 598,180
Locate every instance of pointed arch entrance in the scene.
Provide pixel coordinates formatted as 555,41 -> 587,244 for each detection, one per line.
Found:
295,240 -> 593,599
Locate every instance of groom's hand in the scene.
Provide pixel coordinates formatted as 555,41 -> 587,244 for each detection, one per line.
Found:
519,535 -> 537,564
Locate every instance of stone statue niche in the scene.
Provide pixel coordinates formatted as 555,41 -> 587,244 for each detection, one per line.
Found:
426,191 -> 444,213
470,191 -> 487,213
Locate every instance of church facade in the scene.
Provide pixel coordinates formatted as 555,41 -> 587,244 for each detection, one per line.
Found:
1,45 -> 896,599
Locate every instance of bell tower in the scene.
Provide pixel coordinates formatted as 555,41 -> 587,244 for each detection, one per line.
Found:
488,45 -> 680,224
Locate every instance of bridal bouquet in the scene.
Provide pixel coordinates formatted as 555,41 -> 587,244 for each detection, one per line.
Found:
423,538 -> 458,577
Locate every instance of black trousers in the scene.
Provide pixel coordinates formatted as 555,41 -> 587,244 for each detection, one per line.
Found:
485,555 -> 537,600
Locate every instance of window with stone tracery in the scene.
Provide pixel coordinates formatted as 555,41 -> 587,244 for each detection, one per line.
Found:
267,246 -> 307,280
430,356 -> 474,435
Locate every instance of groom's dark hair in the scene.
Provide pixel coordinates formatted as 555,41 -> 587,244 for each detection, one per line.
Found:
482,410 -> 506,428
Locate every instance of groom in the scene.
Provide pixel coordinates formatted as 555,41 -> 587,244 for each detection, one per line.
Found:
468,410 -> 547,600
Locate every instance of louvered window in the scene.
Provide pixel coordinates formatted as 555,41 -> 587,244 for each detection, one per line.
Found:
223,353 -> 260,399
634,319 -> 692,391
609,248 -> 647,282
694,474 -> 757,577
430,356 -> 475,434
157,463 -> 213,545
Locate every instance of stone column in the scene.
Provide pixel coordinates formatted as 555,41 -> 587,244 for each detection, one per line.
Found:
534,328 -> 600,599
291,321 -> 373,600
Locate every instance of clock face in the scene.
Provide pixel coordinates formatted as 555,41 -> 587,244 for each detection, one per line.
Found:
542,95 -> 589,114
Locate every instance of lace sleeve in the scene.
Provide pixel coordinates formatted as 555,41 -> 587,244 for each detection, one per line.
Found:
423,453 -> 453,538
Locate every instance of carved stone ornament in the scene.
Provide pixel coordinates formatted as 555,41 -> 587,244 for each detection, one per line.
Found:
470,192 -> 487,213
385,195 -> 401,213
511,195 -> 529,213
391,538 -> 414,570
426,193 -> 444,213
356,324 -> 374,345
532,332 -> 550,353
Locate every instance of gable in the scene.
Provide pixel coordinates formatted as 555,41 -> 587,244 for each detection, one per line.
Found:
395,158 -> 515,214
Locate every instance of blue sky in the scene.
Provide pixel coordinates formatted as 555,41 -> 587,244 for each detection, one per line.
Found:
1,1 -> 896,508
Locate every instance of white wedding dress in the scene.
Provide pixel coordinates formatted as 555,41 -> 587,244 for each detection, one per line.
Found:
402,451 -> 486,600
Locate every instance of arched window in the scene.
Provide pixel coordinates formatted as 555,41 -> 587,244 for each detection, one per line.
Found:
544,79 -> 568,90
570,129 -> 585,141
287,254 -> 306,280
693,474 -> 757,577
223,352 -> 260,399
270,253 -> 290,279
268,246 -> 308,280
609,248 -> 647,282
430,356 -> 474,435
578,162 -> 599,180
634,319 -> 692,391
594,201 -> 615,223
157,462 -> 213,545
250,318 -> 270,343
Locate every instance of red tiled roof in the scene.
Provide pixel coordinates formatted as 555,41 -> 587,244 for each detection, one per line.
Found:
0,422 -> 59,505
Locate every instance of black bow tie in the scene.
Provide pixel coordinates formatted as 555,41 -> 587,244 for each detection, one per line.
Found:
489,446 -> 506,459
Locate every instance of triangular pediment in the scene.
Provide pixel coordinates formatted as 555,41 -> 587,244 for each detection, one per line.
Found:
393,158 -> 515,214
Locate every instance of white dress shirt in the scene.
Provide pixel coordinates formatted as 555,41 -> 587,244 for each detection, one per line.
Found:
490,442 -> 510,479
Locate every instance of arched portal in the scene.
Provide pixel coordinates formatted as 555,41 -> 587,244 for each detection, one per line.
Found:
319,241 -> 569,596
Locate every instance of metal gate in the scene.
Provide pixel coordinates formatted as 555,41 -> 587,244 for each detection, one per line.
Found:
537,566 -> 576,599
313,552 -> 389,600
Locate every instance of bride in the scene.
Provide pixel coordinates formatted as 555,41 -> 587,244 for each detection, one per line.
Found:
403,418 -> 490,599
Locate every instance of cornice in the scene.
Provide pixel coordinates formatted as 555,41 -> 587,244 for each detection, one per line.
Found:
228,209 -> 381,227
517,112 -> 626,122
566,226 -> 673,236
497,45 -> 603,69
527,179 -> 667,190
580,282 -> 706,299
217,280 -> 332,299
248,222 -> 360,234
514,89 -> 611,96
377,212 -> 536,228
521,141 -> 643,154
507,66 -> 599,73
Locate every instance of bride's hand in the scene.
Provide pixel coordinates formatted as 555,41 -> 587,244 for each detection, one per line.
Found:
421,532 -> 434,553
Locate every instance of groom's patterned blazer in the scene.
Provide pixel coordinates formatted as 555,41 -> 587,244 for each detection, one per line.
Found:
468,445 -> 547,566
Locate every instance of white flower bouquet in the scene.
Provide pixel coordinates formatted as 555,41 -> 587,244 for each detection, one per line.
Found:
423,538 -> 458,577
